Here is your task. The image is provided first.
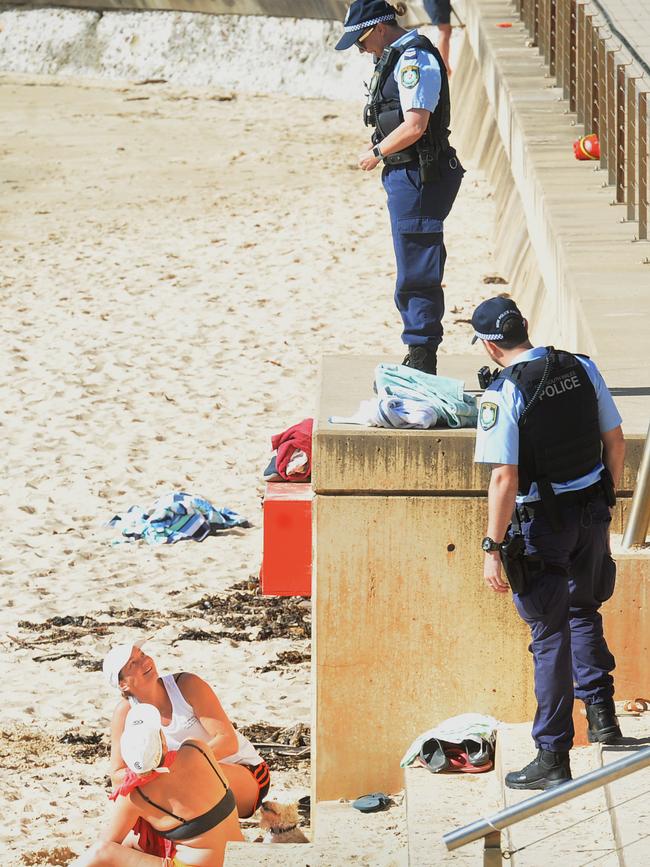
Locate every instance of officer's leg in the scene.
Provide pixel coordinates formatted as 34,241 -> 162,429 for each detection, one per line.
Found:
514,511 -> 578,752
568,496 -> 619,740
513,575 -> 574,752
384,165 -> 445,352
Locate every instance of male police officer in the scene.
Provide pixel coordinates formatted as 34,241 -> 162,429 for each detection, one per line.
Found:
472,297 -> 625,790
335,0 -> 464,375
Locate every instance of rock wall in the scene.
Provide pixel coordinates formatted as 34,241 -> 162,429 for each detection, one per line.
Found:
0,8 -> 372,97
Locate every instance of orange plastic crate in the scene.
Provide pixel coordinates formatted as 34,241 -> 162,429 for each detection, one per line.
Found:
260,482 -> 312,596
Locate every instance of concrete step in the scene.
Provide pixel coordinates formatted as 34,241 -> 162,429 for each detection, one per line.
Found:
314,797 -> 408,866
404,762 -> 502,865
224,841 -> 315,866
224,796 -> 408,866
498,723 -> 619,867
599,701 -> 650,867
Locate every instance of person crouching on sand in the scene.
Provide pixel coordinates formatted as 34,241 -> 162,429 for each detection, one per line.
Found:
104,642 -> 270,819
70,704 -> 244,867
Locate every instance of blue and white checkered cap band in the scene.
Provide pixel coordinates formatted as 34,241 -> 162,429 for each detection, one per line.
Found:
474,331 -> 505,341
344,13 -> 395,32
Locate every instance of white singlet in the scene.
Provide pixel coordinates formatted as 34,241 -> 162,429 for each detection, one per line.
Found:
131,673 -> 263,767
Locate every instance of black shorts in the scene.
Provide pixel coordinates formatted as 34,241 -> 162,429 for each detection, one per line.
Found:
423,0 -> 452,25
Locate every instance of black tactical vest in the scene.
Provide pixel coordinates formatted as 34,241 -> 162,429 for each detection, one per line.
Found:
364,33 -> 451,171
496,348 -> 602,501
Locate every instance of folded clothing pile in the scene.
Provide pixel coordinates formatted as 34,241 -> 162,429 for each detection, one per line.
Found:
329,363 -> 478,430
263,418 -> 313,482
108,491 -> 248,545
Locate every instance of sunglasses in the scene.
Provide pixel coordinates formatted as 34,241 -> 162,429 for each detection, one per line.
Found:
356,26 -> 375,51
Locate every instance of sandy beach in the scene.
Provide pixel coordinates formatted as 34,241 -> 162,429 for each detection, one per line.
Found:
0,46 -> 498,866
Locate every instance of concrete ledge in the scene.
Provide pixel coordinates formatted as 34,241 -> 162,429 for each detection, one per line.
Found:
405,765 -> 501,865
604,539 -> 650,701
496,723 -> 618,865
224,842 -> 313,865
313,355 -> 647,496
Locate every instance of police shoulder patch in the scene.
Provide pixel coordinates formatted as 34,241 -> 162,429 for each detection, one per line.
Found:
400,65 -> 420,89
479,401 -> 499,431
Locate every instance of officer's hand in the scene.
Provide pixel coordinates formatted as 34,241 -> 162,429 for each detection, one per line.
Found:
483,552 -> 509,593
358,150 -> 381,171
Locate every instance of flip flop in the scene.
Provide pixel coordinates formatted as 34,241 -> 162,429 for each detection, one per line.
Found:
462,739 -> 493,767
418,738 -> 450,774
352,792 -> 392,813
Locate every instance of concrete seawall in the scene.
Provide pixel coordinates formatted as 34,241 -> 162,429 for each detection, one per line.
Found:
453,0 -> 649,394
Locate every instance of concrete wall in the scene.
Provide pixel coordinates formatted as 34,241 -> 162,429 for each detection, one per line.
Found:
454,0 -> 650,390
312,357 -> 646,800
0,0 -> 429,24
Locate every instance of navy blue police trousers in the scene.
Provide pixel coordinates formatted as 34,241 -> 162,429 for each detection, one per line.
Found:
382,151 -> 464,348
513,491 -> 617,752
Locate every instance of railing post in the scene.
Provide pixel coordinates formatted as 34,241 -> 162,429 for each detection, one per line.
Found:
591,24 -> 600,134
627,78 -> 638,221
569,0 -> 577,112
640,92 -> 649,240
606,50 -> 617,186
616,64 -> 626,203
549,0 -> 557,76
484,829 -> 503,866
598,35 -> 607,170
577,4 -> 586,123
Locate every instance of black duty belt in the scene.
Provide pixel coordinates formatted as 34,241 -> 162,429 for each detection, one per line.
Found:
384,149 -> 418,167
519,481 -> 605,520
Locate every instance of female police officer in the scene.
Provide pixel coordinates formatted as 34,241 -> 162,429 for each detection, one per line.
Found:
335,0 -> 464,375
472,296 -> 626,790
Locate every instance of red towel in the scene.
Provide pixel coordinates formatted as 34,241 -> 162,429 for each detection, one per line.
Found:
271,418 -> 313,482
109,751 -> 177,859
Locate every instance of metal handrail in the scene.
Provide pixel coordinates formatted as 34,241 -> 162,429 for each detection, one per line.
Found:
621,421 -> 650,548
443,745 -> 650,858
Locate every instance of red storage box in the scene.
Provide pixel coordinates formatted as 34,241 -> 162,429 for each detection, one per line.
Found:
260,482 -> 312,596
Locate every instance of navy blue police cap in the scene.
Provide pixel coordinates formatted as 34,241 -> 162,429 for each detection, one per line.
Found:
471,297 -> 525,344
335,1 -> 397,51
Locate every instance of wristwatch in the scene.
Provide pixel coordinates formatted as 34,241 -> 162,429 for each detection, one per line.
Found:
481,536 -> 502,553
372,144 -> 384,160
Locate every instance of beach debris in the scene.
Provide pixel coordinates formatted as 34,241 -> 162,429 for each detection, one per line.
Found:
20,846 -> 77,865
59,730 -> 109,762
256,649 -> 310,673
239,722 -> 310,771
188,584 -> 311,642
481,274 -> 508,284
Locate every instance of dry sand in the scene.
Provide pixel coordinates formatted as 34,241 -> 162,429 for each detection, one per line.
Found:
0,53 -> 498,866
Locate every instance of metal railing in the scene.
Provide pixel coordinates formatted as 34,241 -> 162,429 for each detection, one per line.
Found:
622,420 -> 650,548
512,0 -> 650,240
443,745 -> 650,864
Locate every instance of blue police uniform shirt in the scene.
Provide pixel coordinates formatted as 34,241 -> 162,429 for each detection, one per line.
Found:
474,346 -> 622,503
391,30 -> 442,114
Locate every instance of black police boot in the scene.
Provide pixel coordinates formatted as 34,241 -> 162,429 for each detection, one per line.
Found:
505,748 -> 571,790
403,345 -> 437,375
586,699 -> 622,744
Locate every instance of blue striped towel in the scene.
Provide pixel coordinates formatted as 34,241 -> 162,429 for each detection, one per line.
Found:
108,491 -> 248,545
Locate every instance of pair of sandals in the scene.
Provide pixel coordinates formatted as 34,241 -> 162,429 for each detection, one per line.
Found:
417,737 -> 494,774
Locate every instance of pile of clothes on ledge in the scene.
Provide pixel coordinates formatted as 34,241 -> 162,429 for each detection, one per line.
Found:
329,363 -> 477,430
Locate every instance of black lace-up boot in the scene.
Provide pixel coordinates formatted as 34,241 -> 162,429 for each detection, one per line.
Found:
403,345 -> 437,375
505,748 -> 572,790
586,699 -> 622,744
